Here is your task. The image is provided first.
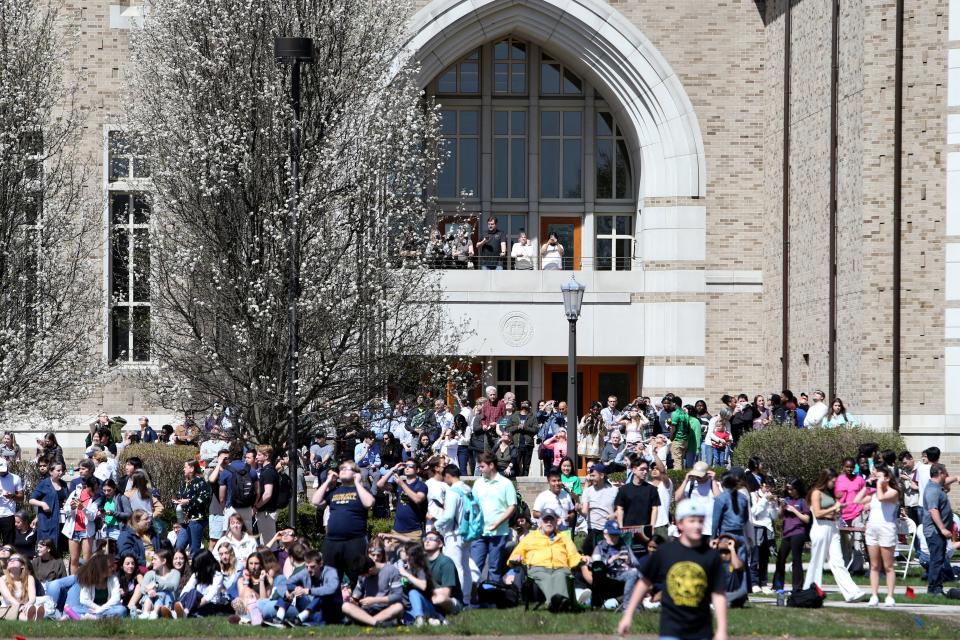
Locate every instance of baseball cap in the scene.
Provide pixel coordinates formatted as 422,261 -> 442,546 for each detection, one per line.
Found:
540,508 -> 559,520
603,521 -> 623,535
589,463 -> 607,474
675,499 -> 707,521
689,461 -> 709,479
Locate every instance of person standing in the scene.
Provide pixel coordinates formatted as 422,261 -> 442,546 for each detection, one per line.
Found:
132,417 -> 158,445
218,443 -> 260,535
667,399 -> 697,470
508,400 -> 538,477
803,468 -> 865,602
0,459 -> 24,545
618,499 -> 728,640
377,460 -> 428,539
835,457 -> 867,572
580,464 -> 618,556
435,464 -> 474,604
470,453 -> 517,588
29,461 -> 68,546
173,461 -> 211,558
510,231 -> 535,270
675,462 -> 720,545
254,445 -> 280,546
532,468 -> 577,533
856,464 -> 900,606
772,478 -> 810,594
922,463 -> 956,595
803,391 -> 829,428
476,216 -> 507,270
614,455 -> 660,557
311,461 -> 374,583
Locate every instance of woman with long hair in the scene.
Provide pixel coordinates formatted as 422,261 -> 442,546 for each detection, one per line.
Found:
856,464 -> 900,606
493,432 -> 517,478
0,553 -> 38,620
577,402 -> 605,462
172,549 -> 192,599
29,461 -> 68,545
822,398 -> 858,428
212,513 -> 258,571
217,544 -> 241,601
751,395 -> 770,430
0,431 -> 21,463
232,552 -> 270,626
380,431 -> 404,470
396,542 -> 436,625
63,476 -> 100,575
37,432 -> 64,468
117,509 -> 159,569
117,554 -> 141,611
711,469 -> 749,540
803,468 -> 865,601
772,478 -> 810,593
64,553 -> 126,620
558,456 -> 582,498
136,548 -> 181,618
178,550 -> 233,618
124,470 -> 163,519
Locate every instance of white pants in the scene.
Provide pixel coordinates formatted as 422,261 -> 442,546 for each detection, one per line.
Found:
443,533 -> 474,604
804,518 -> 863,601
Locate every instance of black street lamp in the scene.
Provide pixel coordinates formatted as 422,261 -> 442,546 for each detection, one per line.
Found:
275,36 -> 313,529
560,275 -> 586,471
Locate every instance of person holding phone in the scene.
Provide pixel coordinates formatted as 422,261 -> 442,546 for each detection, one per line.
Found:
855,464 -> 900,606
803,468 -> 865,602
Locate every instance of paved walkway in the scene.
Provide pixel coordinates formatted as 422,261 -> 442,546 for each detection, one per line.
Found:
750,594 -> 960,617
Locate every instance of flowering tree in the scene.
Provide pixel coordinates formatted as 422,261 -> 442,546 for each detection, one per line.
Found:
0,0 -> 102,425
126,0 -> 465,447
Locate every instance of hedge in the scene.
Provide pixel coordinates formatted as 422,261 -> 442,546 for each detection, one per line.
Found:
118,444 -> 200,522
732,426 -> 907,491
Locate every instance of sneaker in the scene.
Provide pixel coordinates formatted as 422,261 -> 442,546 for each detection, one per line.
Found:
577,588 -> 592,606
602,598 -> 620,610
751,585 -> 762,594
173,602 -> 185,619
846,592 -> 866,603
867,595 -> 879,607
263,620 -> 284,628
413,616 -> 426,627
276,607 -> 286,621
63,605 -> 81,621
642,599 -> 661,611
298,610 -> 310,622
883,596 -> 896,607
427,618 -> 442,626
760,586 -> 774,595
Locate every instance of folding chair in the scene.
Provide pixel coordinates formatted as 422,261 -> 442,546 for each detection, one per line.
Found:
894,516 -> 917,579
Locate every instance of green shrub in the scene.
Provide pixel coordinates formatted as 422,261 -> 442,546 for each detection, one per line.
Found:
118,444 -> 200,522
11,459 -> 42,498
732,426 -> 906,491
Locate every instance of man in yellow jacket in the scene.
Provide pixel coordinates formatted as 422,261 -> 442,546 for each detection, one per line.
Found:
508,508 -> 590,610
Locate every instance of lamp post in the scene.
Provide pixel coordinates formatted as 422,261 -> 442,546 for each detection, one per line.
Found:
560,275 -> 586,472
275,36 -> 314,529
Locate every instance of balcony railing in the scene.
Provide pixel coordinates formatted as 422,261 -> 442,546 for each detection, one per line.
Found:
418,255 -> 640,271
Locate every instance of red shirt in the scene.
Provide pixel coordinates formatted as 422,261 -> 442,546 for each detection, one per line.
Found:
481,399 -> 505,425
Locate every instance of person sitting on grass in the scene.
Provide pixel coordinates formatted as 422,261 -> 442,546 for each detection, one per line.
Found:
229,551 -> 270,626
340,545 -> 404,628
275,550 -> 342,626
0,553 -> 39,621
134,548 -> 180,619
63,553 -> 126,620
423,531 -> 463,615
212,513 -> 259,571
177,550 -> 234,618
117,554 -> 142,611
508,508 -> 590,612
117,509 -> 160,571
584,521 -> 640,608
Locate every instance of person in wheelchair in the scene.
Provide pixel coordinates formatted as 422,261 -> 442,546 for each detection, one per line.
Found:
507,508 -> 590,612
583,521 -> 640,608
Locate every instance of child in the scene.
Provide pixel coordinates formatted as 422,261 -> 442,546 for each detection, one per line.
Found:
708,422 -> 731,467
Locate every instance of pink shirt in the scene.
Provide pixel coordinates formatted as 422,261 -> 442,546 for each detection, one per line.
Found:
835,474 -> 865,523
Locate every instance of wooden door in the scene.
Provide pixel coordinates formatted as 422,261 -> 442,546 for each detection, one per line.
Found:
543,364 -> 638,417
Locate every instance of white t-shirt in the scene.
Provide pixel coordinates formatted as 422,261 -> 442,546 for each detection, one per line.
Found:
582,482 -> 618,531
426,477 -> 447,524
532,489 -> 576,530
685,479 -> 716,535
654,478 -> 672,528
915,462 -> 932,501
0,473 -> 23,517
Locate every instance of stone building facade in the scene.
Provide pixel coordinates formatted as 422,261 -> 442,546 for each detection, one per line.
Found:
30,1 -> 958,465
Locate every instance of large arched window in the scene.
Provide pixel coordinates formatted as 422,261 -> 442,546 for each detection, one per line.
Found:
428,37 -> 637,271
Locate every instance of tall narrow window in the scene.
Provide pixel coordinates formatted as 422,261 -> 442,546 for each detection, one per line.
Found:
435,49 -> 481,95
109,193 -> 151,362
540,53 -> 583,96
540,110 -> 582,199
438,110 -> 480,199
596,112 -> 633,200
493,38 -> 527,95
596,214 -> 634,271
493,110 -> 527,199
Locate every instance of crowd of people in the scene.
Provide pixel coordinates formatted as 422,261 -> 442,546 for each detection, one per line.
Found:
0,385 -> 954,637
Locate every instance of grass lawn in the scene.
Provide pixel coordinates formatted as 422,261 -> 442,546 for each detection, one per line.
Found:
1,605 -> 956,638
823,591 -> 954,605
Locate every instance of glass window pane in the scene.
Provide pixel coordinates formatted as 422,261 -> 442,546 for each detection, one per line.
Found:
597,239 -> 612,271
494,41 -> 509,60
132,156 -> 150,178
133,229 -> 150,302
510,139 -> 526,198
597,112 -> 614,137
541,62 -> 560,94
110,307 -> 129,362
438,139 -> 456,197
497,359 -> 511,381
496,385 -> 511,399
514,359 -> 529,381
563,111 -> 581,137
511,110 -> 526,135
459,138 -> 478,197
512,42 -> 526,60
494,111 -> 509,136
494,138 -> 509,198
514,385 -> 529,403
616,140 -> 632,198
494,63 -> 508,93
511,65 -> 526,94
111,229 -> 129,302
459,110 -> 479,135
133,194 -> 150,224
510,215 -> 526,240
460,62 -> 479,93
132,306 -> 151,361
596,139 -> 613,200
438,69 -> 457,93
440,110 -> 456,134
110,157 -> 129,182
616,215 -> 633,235
616,238 -> 633,264
562,139 -> 581,198
597,215 -> 613,235
563,69 -> 582,94
540,139 -> 560,198
541,111 -> 560,136
111,194 -> 129,225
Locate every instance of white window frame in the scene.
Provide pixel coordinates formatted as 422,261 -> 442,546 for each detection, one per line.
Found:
595,214 -> 635,271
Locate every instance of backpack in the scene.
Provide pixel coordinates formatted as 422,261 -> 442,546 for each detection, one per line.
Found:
454,487 -> 484,542
230,465 -> 257,508
510,488 -> 530,527
787,584 -> 825,608
273,471 -> 292,511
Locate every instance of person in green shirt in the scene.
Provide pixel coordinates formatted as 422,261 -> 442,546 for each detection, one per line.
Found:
668,398 -> 701,470
559,457 -> 582,499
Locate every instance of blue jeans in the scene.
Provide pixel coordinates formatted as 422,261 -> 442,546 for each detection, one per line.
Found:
925,529 -> 953,593
175,520 -> 206,557
480,264 -> 504,270
471,534 -> 508,583
71,603 -> 128,618
45,575 -> 77,612
288,593 -> 341,625
407,589 -> 438,620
